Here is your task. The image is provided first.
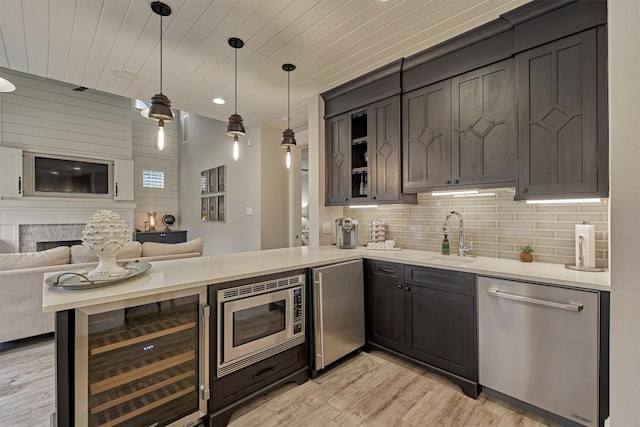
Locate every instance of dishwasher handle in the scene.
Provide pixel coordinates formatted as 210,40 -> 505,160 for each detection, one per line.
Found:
488,288 -> 584,312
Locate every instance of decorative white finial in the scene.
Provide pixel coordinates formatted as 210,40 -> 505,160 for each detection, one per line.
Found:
82,209 -> 130,280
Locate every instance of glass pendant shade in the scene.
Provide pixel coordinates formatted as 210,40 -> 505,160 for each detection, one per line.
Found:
281,63 -> 296,169
226,113 -> 245,136
227,37 -> 246,139
281,128 -> 296,148
148,93 -> 174,121
149,0 -> 173,154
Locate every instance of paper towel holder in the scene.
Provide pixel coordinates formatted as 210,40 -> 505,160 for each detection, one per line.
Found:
565,232 -> 605,272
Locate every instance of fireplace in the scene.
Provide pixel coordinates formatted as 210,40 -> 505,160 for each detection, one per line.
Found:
36,240 -> 83,251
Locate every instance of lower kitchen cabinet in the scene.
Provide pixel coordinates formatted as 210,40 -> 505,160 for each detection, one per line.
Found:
366,261 -> 477,397
367,263 -> 404,353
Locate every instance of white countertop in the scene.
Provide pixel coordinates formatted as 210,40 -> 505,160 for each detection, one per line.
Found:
42,246 -> 610,313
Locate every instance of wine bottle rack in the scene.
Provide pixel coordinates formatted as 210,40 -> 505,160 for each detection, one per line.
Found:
84,296 -> 200,427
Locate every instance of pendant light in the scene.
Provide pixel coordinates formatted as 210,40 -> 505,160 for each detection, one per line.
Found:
226,37 -> 245,162
281,63 -> 296,169
148,2 -> 173,150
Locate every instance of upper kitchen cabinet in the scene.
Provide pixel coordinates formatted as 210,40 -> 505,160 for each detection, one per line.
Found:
403,80 -> 451,190
322,61 -> 416,206
403,59 -> 516,192
516,28 -> 608,199
0,147 -> 23,198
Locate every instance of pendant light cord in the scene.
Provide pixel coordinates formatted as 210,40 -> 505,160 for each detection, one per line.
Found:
159,12 -> 163,94
287,71 -> 290,129
234,47 -> 238,115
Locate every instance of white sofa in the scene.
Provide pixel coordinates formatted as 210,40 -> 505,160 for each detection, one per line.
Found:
0,238 -> 204,344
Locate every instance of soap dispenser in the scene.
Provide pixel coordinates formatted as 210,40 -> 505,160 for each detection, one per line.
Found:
442,234 -> 450,255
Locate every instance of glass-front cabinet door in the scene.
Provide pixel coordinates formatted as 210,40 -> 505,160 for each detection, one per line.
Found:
74,288 -> 209,427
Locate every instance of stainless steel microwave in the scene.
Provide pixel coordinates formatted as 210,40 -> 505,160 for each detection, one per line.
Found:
217,274 -> 305,377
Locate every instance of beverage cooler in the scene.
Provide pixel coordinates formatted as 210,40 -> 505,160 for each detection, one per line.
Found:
72,288 -> 209,427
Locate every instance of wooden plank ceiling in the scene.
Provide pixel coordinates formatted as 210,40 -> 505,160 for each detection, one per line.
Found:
0,0 -> 532,132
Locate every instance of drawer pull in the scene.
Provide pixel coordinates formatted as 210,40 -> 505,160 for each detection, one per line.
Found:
377,268 -> 396,274
252,366 -> 276,380
488,288 -> 583,312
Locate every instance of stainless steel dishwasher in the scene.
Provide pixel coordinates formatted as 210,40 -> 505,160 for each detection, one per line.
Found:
477,276 -> 605,427
311,259 -> 364,375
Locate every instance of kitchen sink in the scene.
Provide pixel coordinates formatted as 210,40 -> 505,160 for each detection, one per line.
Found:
426,255 -> 477,264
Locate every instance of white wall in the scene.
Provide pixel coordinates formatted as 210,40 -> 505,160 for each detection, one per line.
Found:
131,109 -> 179,230
259,124 -> 289,250
308,95 -> 342,247
178,112 -> 261,255
608,3 -> 640,425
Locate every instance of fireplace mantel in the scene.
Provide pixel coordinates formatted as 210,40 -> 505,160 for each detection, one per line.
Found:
0,198 -> 136,253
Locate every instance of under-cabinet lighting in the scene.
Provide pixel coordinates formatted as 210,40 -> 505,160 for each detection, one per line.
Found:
525,198 -> 604,205
453,192 -> 495,198
432,189 -> 478,196
348,205 -> 378,209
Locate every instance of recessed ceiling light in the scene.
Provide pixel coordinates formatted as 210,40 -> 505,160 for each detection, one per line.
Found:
112,69 -> 140,80
0,76 -> 16,92
212,97 -> 225,105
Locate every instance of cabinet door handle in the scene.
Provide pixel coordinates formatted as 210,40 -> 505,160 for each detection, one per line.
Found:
252,366 -> 276,380
397,284 -> 402,289
115,182 -> 119,197
377,268 -> 396,274
444,179 -> 451,185
454,179 -> 459,184
18,176 -> 22,194
314,273 -> 326,370
404,286 -> 411,291
487,288 -> 583,312
373,196 -> 377,200
521,187 -> 528,193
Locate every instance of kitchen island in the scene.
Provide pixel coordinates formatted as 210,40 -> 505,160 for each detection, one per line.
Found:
44,246 -> 609,427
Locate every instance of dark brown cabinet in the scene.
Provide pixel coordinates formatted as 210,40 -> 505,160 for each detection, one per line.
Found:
325,96 -> 416,206
366,261 -> 477,397
366,261 -> 404,353
451,60 -> 516,187
326,113 -> 350,205
516,29 -> 607,199
134,230 -> 187,244
403,80 -> 451,191
404,266 -> 475,381
403,59 -> 516,192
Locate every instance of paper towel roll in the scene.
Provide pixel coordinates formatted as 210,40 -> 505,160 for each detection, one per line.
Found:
575,222 -> 596,268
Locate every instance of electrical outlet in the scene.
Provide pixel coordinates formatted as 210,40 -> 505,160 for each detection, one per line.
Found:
322,222 -> 332,234
245,207 -> 253,216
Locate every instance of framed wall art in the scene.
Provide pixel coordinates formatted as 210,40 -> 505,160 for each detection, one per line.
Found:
200,165 -> 227,222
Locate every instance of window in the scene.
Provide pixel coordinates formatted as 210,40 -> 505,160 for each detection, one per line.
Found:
142,169 -> 165,189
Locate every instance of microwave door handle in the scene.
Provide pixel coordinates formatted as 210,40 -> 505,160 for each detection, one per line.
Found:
314,272 -> 325,370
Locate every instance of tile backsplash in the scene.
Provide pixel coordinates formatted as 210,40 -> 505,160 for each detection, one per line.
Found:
344,188 -> 609,267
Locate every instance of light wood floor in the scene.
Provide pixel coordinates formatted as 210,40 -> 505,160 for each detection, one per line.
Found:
0,337 -> 560,427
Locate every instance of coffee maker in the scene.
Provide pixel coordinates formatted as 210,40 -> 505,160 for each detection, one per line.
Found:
335,218 -> 358,249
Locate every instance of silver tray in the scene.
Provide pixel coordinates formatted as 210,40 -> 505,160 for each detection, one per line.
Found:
46,261 -> 151,290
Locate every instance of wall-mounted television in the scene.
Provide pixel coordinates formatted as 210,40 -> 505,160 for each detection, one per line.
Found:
24,153 -> 113,198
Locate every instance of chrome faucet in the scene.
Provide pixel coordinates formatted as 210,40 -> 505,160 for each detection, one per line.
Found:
443,211 -> 472,257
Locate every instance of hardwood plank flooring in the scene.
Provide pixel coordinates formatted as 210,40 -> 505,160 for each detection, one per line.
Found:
0,337 -> 561,427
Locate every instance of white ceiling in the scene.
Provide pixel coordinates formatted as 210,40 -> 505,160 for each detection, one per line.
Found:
0,0 -> 532,132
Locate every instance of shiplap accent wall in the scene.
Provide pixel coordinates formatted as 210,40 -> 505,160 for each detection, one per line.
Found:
131,112 -> 179,231
0,69 -> 132,160
344,188 -> 609,267
0,68 -> 180,238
